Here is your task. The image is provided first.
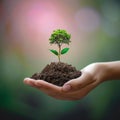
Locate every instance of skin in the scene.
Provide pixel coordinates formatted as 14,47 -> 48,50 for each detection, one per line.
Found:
24,61 -> 120,101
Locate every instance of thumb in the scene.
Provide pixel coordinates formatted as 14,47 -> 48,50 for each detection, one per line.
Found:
62,71 -> 95,92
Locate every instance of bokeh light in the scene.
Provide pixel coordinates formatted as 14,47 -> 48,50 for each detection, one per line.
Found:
75,7 -> 101,33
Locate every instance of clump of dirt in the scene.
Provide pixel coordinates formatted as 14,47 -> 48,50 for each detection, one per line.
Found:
31,62 -> 81,86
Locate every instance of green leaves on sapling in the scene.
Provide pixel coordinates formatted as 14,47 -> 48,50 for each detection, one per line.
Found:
49,29 -> 71,62
61,48 -> 69,55
49,49 -> 58,56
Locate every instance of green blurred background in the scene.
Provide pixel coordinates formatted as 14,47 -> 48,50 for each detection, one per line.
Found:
0,0 -> 120,120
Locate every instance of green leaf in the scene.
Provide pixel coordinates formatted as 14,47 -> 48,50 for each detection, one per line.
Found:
49,29 -> 71,45
49,49 -> 58,56
61,48 -> 69,54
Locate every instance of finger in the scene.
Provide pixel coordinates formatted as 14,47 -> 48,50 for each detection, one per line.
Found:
24,78 -> 69,99
34,80 -> 85,100
66,80 -> 99,100
34,80 -> 63,97
24,78 -> 35,86
24,78 -> 39,88
24,78 -> 63,99
35,80 -> 61,90
62,71 -> 95,92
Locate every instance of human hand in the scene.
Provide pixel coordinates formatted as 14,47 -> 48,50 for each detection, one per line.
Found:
24,63 -> 106,101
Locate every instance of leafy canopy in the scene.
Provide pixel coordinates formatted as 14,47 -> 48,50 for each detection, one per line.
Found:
49,29 -> 71,45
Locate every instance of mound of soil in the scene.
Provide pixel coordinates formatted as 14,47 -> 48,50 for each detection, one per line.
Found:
31,62 -> 81,86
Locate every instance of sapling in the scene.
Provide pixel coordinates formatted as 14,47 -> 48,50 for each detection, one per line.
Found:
49,29 -> 71,62
30,29 -> 81,86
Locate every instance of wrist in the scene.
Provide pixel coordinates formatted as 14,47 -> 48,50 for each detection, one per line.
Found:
96,61 -> 120,82
96,63 -> 110,82
103,61 -> 120,80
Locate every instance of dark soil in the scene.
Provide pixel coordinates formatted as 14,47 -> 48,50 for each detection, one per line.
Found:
31,62 -> 81,86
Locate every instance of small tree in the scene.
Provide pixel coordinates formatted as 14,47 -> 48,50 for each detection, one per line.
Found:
49,29 -> 71,62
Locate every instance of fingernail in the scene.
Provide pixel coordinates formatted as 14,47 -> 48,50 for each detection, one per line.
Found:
24,78 -> 32,81
63,84 -> 71,92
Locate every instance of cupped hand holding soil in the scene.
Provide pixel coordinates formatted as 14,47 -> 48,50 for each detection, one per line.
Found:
24,62 -> 102,100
